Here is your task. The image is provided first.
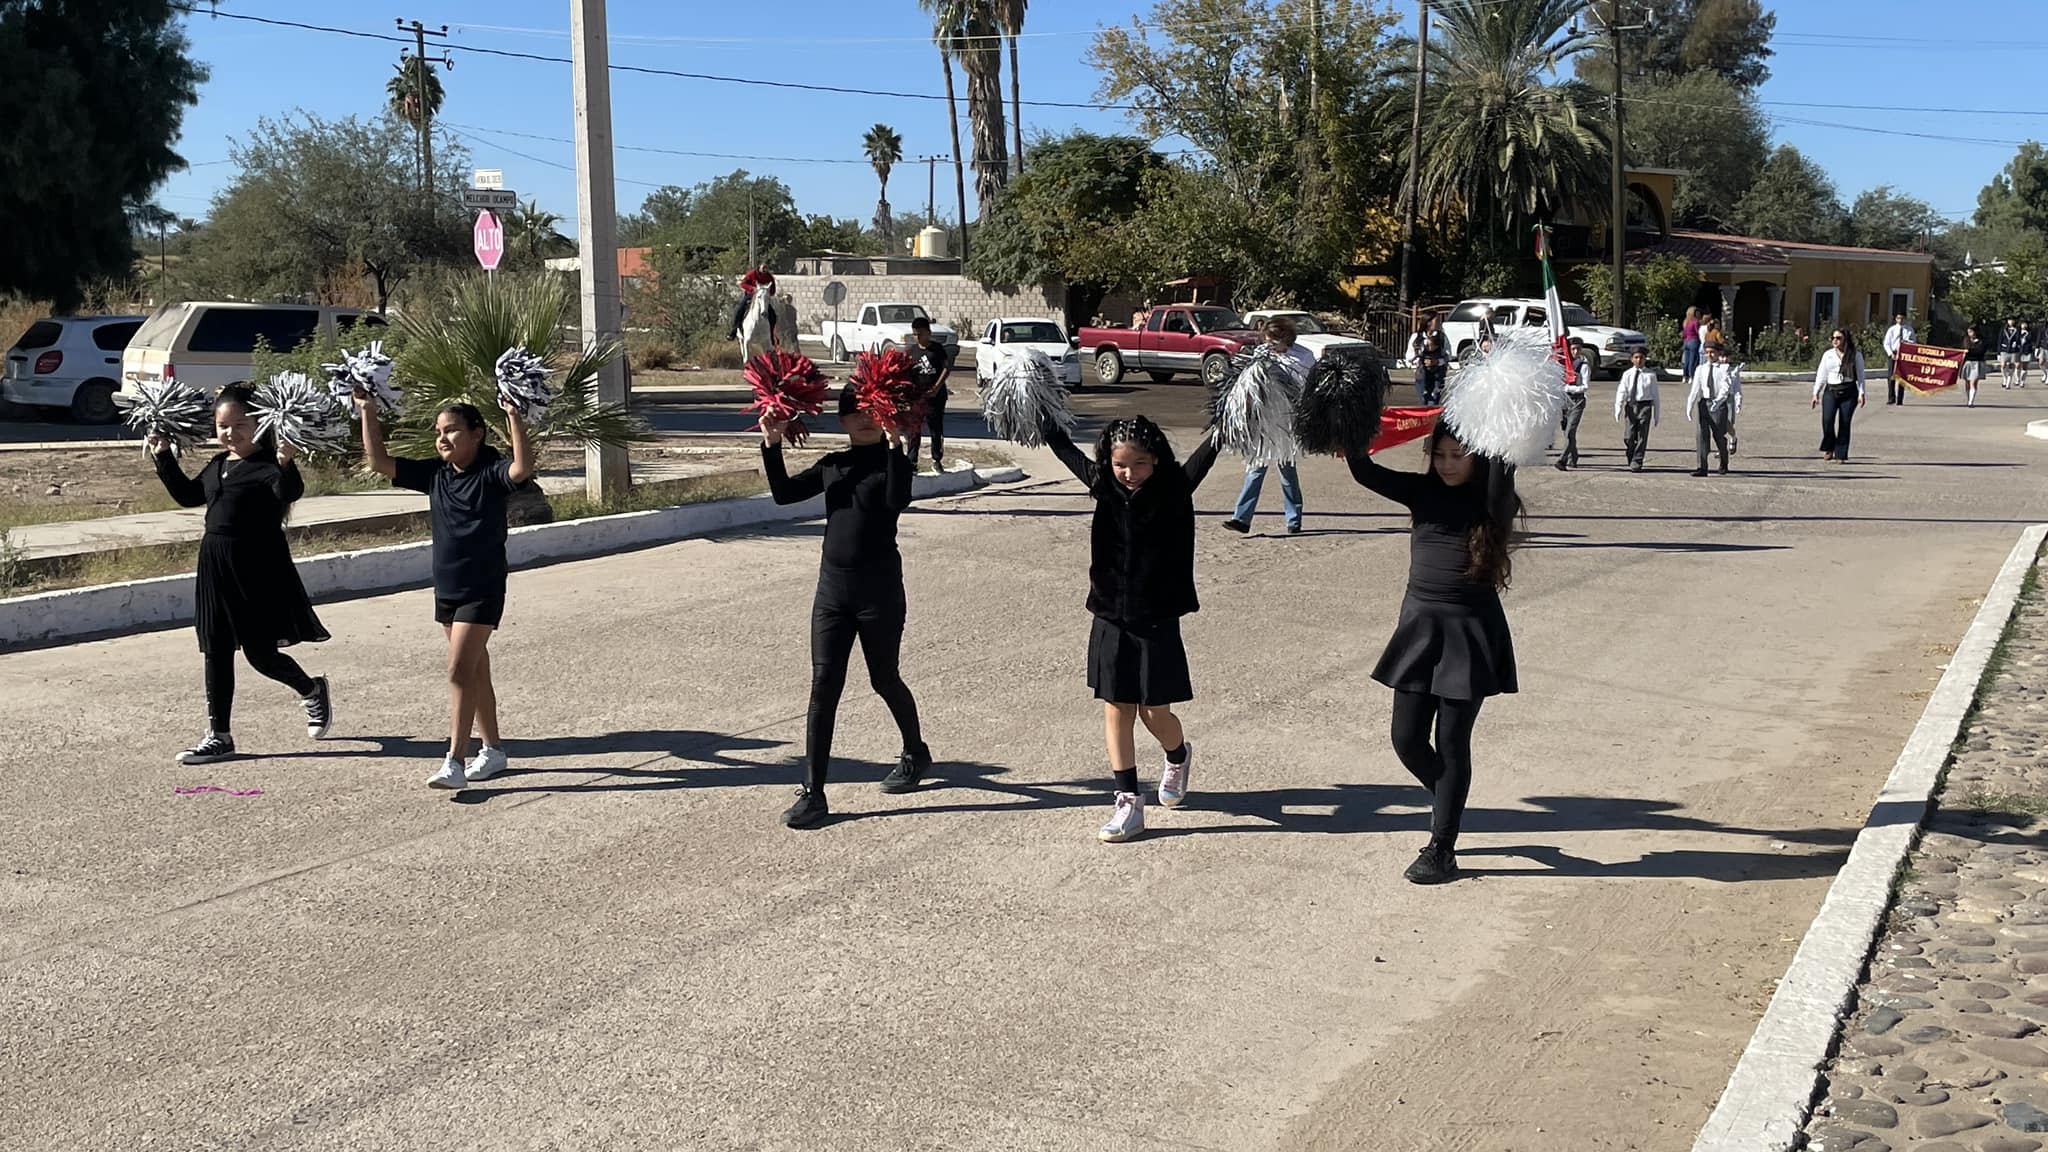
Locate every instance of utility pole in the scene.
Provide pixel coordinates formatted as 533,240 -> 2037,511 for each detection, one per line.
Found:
571,0 -> 628,499
748,190 -> 757,270
395,20 -> 449,208
1584,2 -> 1645,328
1396,1 -> 1428,321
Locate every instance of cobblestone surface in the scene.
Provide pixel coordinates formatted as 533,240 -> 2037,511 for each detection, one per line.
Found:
1804,574 -> 2048,1152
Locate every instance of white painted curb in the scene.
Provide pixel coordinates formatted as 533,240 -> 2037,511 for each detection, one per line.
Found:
1692,522 -> 2048,1152
2026,419 -> 2048,441
0,466 -> 1022,651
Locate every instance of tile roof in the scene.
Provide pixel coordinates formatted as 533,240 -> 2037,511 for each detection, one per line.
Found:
1631,230 -> 1935,266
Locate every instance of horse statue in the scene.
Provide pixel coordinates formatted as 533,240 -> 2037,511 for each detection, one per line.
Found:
738,287 -> 798,360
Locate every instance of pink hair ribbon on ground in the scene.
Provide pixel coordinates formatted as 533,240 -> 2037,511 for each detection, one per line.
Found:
174,785 -> 264,797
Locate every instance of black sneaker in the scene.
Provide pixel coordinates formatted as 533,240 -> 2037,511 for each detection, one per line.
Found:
880,746 -> 932,794
1221,519 -> 1250,534
782,786 -> 830,829
302,676 -> 332,739
177,732 -> 236,765
1286,522 -> 1302,535
1403,842 -> 1458,885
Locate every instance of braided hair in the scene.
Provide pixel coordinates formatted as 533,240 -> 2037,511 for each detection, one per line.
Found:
1091,415 -> 1177,491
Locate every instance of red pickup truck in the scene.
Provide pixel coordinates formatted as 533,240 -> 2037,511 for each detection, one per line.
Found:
1080,305 -> 1264,387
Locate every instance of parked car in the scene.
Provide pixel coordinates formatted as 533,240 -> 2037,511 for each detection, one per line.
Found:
1240,310 -> 1382,363
116,302 -> 385,407
1079,304 -> 1264,387
973,317 -> 1083,388
3,314 -> 147,423
1438,297 -> 1648,378
816,302 -> 958,362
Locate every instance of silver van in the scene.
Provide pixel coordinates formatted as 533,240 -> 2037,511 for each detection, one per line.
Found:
118,302 -> 385,404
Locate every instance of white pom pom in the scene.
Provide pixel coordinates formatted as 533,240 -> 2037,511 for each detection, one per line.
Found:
125,379 -> 212,457
1440,327 -> 1567,465
322,340 -> 400,418
495,346 -> 554,422
1211,345 -> 1301,467
979,349 -> 1073,447
252,372 -> 351,456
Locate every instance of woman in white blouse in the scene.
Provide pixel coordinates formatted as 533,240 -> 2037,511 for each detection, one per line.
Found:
1811,328 -> 1867,464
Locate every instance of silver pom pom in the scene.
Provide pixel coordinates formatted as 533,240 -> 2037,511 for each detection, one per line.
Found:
495,346 -> 554,422
252,372 -> 352,456
1210,344 -> 1301,467
124,379 -> 213,457
979,348 -> 1074,447
322,340 -> 400,419
1441,327 -> 1568,466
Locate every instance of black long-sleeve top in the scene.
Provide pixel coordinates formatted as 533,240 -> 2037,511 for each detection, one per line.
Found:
1044,423 -> 1220,624
154,450 -> 302,537
762,440 -> 913,571
1966,337 -> 1988,363
1346,453 -> 1498,609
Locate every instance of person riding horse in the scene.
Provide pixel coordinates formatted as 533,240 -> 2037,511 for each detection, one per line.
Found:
729,266 -> 777,342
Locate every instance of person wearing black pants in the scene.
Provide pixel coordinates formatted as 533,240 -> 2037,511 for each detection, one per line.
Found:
1344,421 -> 1520,884
764,387 -> 931,828
904,316 -> 953,472
150,386 -> 332,764
1813,327 -> 1867,464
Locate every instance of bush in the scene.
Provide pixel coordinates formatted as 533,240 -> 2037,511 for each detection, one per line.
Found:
630,338 -> 679,372
1748,324 -> 1816,366
1643,315 -> 1684,366
1582,255 -> 1703,329
686,337 -> 744,370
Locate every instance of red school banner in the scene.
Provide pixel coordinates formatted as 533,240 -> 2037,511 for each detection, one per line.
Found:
1371,406 -> 1441,454
1895,342 -> 1967,394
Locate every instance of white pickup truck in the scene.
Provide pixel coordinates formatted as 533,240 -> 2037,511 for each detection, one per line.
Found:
817,302 -> 959,362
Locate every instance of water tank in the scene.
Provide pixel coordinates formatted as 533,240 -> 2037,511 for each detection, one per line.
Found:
917,226 -> 949,259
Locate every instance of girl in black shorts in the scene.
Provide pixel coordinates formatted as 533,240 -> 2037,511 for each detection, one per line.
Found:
360,395 -> 533,791
1041,415 -> 1219,843
150,385 -> 333,764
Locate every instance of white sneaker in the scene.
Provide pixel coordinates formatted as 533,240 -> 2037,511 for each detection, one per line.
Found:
465,745 -> 509,782
1098,791 -> 1146,843
1158,741 -> 1193,808
426,757 -> 467,790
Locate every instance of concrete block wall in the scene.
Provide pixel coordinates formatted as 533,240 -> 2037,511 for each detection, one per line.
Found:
771,274 -> 1064,339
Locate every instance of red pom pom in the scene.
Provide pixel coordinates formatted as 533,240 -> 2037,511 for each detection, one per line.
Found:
850,347 -> 934,434
742,351 -> 832,446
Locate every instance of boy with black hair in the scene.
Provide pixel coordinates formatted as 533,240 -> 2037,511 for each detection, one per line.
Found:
1556,338 -> 1591,470
1613,346 -> 1659,472
904,316 -> 954,473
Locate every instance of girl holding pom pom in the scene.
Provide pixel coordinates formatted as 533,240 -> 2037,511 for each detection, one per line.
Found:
150,386 -> 333,765
359,394 -> 534,791
1041,414 -> 1220,843
1343,423 -> 1521,884
762,386 -> 932,830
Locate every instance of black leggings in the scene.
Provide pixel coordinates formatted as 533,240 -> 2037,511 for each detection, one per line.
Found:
1390,690 -> 1483,847
806,574 -> 924,791
204,638 -> 315,732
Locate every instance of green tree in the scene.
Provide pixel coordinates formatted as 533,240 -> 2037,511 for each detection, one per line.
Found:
502,199 -> 567,260
0,0 -> 206,308
625,171 -> 801,274
1623,70 -> 1766,230
1974,142 -> 2048,241
1577,0 -> 1776,90
789,213 -> 876,255
1408,0 -> 1607,249
967,132 -> 1165,323
1731,145 -> 1848,245
921,0 -> 1009,213
1579,253 -> 1703,331
185,113 -> 472,311
1849,186 -> 1939,253
1946,235 -> 2048,328
862,123 -> 904,244
386,56 -> 443,131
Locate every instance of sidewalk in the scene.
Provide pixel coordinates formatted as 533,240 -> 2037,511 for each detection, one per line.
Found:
1801,575 -> 2048,1150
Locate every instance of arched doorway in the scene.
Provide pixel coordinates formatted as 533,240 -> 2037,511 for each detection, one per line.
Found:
1732,281 -> 1777,352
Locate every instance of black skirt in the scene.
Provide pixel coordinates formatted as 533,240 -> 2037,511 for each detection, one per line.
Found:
1371,596 -> 1517,700
193,532 -> 329,652
1088,615 -> 1193,706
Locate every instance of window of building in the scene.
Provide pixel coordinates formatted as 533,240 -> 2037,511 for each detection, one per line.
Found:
1812,287 -> 1840,333
1889,289 -> 1914,321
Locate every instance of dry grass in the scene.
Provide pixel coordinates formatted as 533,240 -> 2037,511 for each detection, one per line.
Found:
0,298 -> 52,348
0,458 -> 385,533
6,521 -> 429,596
546,470 -> 767,521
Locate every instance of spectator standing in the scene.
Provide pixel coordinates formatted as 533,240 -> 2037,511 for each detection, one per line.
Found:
1680,306 -> 1703,382
903,317 -> 954,473
1416,317 -> 1449,405
1222,317 -> 1318,535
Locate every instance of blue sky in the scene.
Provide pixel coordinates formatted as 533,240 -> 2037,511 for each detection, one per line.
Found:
156,0 -> 2048,238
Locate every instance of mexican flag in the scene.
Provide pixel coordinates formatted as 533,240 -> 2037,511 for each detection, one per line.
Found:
1535,224 -> 1577,385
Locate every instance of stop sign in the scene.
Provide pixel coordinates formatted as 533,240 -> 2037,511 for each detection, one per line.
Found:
473,210 -> 504,271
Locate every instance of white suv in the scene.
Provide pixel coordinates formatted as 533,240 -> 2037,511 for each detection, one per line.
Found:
1439,297 -> 1648,378
4,314 -> 147,423
117,302 -> 384,406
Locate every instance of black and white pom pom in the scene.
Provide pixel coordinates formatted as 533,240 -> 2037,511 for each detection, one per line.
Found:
979,349 -> 1074,447
124,379 -> 213,457
1441,327 -> 1567,465
495,346 -> 554,422
1209,344 -> 1301,466
252,372 -> 351,456
322,340 -> 400,419
1293,349 -> 1389,456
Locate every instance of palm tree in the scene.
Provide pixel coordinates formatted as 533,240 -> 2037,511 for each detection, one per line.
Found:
863,124 -> 904,245
386,57 -> 443,130
1407,0 -> 1606,246
506,199 -> 567,259
994,0 -> 1027,173
921,0 -> 1009,220
919,2 -> 971,259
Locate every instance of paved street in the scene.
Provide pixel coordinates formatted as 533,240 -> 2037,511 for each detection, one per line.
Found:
5,382 -> 2047,1150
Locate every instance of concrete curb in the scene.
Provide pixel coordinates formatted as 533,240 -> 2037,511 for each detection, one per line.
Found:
0,465 -> 1024,652
2026,419 -> 2048,441
1691,522 -> 2048,1152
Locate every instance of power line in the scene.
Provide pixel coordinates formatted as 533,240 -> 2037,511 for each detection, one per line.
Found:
441,122 -> 871,165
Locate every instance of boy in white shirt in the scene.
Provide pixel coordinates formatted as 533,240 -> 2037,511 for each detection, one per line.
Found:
1686,342 -> 1740,476
1555,338 -> 1591,470
1613,347 -> 1659,472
